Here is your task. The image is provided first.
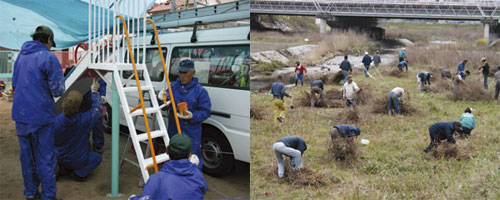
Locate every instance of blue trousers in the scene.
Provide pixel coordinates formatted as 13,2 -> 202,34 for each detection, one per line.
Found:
483,74 -> 488,89
342,70 -> 349,84
16,122 -> 57,200
364,64 -> 370,77
295,73 -> 304,86
387,92 -> 400,115
72,152 -> 102,177
92,116 -> 104,149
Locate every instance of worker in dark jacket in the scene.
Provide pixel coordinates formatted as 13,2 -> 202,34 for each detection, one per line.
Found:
339,55 -> 352,84
270,74 -> 291,124
362,52 -> 372,77
310,79 -> 324,107
417,71 -> 433,91
12,25 -> 64,200
478,57 -> 490,89
423,121 -> 461,153
330,125 -> 361,140
80,79 -> 107,154
129,134 -> 208,200
54,80 -> 103,181
272,136 -> 307,178
398,60 -> 408,72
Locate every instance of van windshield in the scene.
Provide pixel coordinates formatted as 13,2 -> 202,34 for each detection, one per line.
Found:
169,45 -> 250,90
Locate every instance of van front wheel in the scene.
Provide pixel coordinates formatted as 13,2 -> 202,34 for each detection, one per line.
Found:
202,126 -> 234,176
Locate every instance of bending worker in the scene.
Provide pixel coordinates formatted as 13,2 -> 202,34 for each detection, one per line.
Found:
273,136 -> 307,178
417,71 -> 433,91
54,79 -> 103,181
310,79 -> 324,107
330,125 -> 361,140
424,121 -> 461,153
158,59 -> 212,170
388,87 -> 406,116
398,59 -> 408,72
129,134 -> 208,200
12,25 -> 64,200
270,74 -> 291,124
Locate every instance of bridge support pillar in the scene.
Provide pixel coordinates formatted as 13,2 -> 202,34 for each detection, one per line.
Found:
481,19 -> 499,44
319,18 -> 327,34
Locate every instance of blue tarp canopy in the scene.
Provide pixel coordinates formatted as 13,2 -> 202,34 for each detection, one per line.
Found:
0,0 -> 154,50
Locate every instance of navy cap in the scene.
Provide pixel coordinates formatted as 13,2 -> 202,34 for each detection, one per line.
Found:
178,59 -> 195,72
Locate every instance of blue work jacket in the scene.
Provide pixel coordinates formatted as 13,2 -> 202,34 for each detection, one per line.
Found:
54,92 -> 101,168
12,41 -> 64,125
130,159 -> 208,200
334,125 -> 361,137
276,136 -> 307,155
166,77 -> 211,144
429,122 -> 456,143
270,80 -> 290,100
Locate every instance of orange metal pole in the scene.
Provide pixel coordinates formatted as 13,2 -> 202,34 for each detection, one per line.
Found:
116,15 -> 159,173
146,19 -> 183,135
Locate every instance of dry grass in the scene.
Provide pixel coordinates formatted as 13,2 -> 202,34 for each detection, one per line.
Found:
430,141 -> 470,160
294,90 -> 344,108
305,30 -> 377,64
450,78 -> 491,101
407,47 -> 500,71
328,137 -> 358,161
251,106 -> 266,120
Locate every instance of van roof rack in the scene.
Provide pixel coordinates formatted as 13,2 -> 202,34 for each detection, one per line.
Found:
147,0 -> 249,30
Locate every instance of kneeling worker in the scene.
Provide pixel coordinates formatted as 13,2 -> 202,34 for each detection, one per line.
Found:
54,79 -> 102,181
423,121 -> 461,153
129,134 -> 208,200
273,136 -> 307,178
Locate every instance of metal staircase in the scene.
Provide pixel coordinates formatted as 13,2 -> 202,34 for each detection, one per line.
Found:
86,0 -> 178,183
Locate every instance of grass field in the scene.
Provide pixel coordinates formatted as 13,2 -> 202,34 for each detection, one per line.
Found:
250,65 -> 500,199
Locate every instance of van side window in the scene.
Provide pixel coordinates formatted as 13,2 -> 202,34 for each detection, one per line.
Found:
122,48 -> 167,82
169,45 -> 250,90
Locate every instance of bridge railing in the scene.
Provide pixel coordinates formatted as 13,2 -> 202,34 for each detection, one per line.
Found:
259,0 -> 500,7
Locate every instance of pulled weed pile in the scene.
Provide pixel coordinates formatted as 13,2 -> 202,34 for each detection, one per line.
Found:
450,80 -> 491,101
264,162 -> 326,187
328,137 -> 358,161
295,91 -> 344,108
283,166 -> 326,187
333,109 -> 361,124
251,106 -> 265,120
371,96 -> 418,115
387,69 -> 409,78
430,141 -> 470,160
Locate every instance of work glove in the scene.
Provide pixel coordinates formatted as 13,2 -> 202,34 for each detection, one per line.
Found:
91,78 -> 100,93
157,89 -> 166,101
189,154 -> 200,166
100,96 -> 106,104
128,195 -> 137,200
177,110 -> 193,120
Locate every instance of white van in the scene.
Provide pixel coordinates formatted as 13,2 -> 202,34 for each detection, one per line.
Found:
102,25 -> 250,176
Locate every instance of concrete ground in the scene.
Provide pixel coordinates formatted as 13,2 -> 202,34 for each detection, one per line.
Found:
0,100 -> 249,199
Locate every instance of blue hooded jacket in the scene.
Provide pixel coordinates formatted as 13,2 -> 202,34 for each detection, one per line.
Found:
130,159 -> 208,200
334,125 -> 361,137
457,61 -> 466,72
54,92 -> 102,168
166,77 -> 211,145
12,41 -> 65,126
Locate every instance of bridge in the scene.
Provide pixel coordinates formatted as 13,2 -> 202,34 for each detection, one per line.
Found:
251,0 -> 500,42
